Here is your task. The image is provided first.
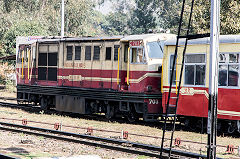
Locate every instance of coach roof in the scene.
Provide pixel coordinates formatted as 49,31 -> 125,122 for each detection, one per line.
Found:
165,34 -> 240,46
121,33 -> 175,42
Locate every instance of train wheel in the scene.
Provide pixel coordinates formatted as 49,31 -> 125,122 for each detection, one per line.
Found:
127,112 -> 136,123
40,97 -> 48,110
105,104 -> 114,120
227,124 -> 236,134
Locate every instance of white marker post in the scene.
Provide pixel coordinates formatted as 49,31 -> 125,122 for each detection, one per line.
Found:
61,0 -> 65,37
207,0 -> 220,158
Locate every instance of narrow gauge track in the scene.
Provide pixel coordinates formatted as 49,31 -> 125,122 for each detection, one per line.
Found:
0,121 -> 208,159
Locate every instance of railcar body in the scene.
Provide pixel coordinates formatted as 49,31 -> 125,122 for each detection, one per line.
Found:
16,34 -> 175,121
162,35 -> 240,133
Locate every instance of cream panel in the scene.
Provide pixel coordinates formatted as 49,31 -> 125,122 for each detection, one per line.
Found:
58,42 -> 64,68
129,64 -> 148,71
39,45 -> 48,52
49,45 -> 58,53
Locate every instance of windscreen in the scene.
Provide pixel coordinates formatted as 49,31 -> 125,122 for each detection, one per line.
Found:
147,41 -> 164,59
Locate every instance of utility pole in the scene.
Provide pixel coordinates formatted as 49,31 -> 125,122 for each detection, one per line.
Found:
207,0 -> 220,158
61,0 -> 65,37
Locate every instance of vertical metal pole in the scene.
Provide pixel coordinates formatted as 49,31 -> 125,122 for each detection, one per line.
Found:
61,0 -> 65,37
207,0 -> 220,158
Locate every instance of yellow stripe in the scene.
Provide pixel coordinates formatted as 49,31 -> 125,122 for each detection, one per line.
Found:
117,47 -> 120,85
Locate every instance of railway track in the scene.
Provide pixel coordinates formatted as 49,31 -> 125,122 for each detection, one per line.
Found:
0,98 -> 228,158
0,121 -> 208,159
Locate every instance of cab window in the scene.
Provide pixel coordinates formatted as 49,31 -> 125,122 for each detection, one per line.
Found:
130,47 -> 146,64
219,53 -> 240,87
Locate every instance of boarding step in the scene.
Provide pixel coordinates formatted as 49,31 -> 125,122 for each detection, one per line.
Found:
168,104 -> 176,107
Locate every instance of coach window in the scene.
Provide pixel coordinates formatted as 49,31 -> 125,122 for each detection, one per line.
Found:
93,46 -> 100,60
130,47 -> 146,64
67,46 -> 73,60
114,45 -> 120,61
106,47 -> 112,60
184,54 -> 205,86
75,46 -> 81,60
85,46 -> 92,60
169,55 -> 176,85
38,47 -> 47,80
124,44 -> 129,63
219,53 -> 239,87
38,45 -> 58,81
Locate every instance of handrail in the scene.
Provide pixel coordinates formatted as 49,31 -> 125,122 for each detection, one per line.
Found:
28,48 -> 30,80
22,50 -> 24,79
117,47 -> 120,85
127,47 -> 130,85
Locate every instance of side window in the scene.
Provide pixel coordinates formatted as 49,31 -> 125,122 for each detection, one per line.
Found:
169,55 -> 176,85
219,53 -> 239,87
85,46 -> 91,60
184,54 -> 206,86
124,44 -> 129,63
114,45 -> 120,61
93,46 -> 100,60
106,47 -> 112,60
67,46 -> 73,60
38,53 -> 47,66
38,45 -> 58,81
75,46 -> 81,60
131,47 -> 146,63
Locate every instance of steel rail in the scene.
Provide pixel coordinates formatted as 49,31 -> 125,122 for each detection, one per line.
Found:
0,100 -> 233,150
0,121 -> 208,159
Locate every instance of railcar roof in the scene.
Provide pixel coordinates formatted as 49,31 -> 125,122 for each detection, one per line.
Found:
165,34 -> 240,45
120,33 -> 175,41
36,36 -> 124,43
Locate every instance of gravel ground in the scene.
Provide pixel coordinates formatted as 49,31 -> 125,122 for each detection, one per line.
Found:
0,89 -> 240,159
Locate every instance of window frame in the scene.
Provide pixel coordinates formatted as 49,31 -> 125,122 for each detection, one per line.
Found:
85,45 -> 92,61
183,53 -> 206,87
38,44 -> 58,81
74,45 -> 82,61
105,47 -> 112,61
168,54 -> 177,85
218,52 -> 240,88
66,45 -> 73,61
130,46 -> 146,64
93,45 -> 100,61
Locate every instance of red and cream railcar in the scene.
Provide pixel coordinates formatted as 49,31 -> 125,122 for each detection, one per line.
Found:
16,34 -> 175,121
162,35 -> 240,133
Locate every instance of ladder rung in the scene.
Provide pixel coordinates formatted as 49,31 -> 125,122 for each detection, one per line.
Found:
168,104 -> 176,107
176,63 -> 182,65
170,97 -> 178,99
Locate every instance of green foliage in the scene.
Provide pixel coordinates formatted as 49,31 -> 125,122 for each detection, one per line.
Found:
0,0 -> 106,57
128,0 -> 156,34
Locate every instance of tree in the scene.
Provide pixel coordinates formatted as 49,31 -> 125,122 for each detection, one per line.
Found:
0,0 -> 106,56
128,0 -> 156,34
